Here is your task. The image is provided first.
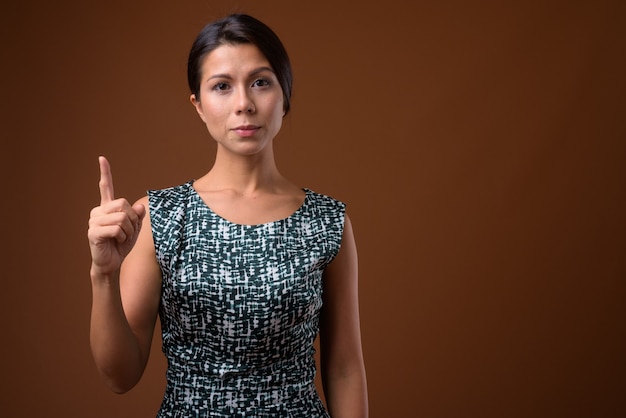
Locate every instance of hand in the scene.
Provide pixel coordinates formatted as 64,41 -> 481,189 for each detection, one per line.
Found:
88,156 -> 146,277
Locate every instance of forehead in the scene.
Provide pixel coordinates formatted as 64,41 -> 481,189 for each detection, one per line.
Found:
201,43 -> 272,77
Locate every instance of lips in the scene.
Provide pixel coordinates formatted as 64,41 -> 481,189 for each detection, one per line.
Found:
232,125 -> 261,137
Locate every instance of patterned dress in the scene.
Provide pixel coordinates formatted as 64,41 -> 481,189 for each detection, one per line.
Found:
148,181 -> 345,417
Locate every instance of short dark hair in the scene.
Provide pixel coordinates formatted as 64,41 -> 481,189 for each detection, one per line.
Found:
187,14 -> 293,115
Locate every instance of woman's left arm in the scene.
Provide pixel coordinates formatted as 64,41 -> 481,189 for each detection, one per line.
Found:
320,213 -> 369,417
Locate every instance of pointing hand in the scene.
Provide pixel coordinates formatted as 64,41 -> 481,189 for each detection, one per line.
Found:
88,156 -> 146,276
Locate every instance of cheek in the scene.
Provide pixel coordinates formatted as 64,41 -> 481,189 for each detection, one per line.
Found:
202,102 -> 228,125
264,95 -> 285,120
267,111 -> 284,138
200,108 -> 230,141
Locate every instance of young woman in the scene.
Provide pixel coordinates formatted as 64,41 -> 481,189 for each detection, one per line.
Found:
88,14 -> 368,417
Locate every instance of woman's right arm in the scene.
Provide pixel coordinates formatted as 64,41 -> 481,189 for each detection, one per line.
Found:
88,157 -> 162,393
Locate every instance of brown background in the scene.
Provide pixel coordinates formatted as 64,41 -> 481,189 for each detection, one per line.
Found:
2,0 -> 625,417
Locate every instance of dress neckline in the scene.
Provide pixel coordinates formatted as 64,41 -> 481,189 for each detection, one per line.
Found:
187,181 -> 310,228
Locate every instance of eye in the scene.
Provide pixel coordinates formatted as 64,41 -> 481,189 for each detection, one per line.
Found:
212,82 -> 230,92
252,78 -> 271,88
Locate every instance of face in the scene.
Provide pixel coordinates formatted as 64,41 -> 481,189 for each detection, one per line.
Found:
191,43 -> 285,157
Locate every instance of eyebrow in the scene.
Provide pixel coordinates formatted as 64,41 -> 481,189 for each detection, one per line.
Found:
206,66 -> 275,82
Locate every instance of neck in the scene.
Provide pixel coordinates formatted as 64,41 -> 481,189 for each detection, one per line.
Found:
198,145 -> 285,194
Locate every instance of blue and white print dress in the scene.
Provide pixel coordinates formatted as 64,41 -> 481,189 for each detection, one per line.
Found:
148,181 -> 345,417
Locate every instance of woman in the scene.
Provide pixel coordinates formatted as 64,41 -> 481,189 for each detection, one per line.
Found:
88,14 -> 368,417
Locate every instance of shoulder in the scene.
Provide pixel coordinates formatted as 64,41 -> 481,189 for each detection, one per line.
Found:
146,181 -> 195,212
304,188 -> 346,213
303,189 -> 347,241
148,181 -> 193,202
145,181 -> 194,226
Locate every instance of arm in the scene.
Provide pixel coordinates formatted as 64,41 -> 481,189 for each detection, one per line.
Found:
88,157 -> 162,393
320,214 -> 369,417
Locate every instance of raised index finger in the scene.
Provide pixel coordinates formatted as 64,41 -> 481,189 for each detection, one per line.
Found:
98,156 -> 115,204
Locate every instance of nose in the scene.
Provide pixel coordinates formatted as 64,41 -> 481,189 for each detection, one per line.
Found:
235,88 -> 255,114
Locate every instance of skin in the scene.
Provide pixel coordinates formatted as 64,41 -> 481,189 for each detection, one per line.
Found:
88,43 -> 368,416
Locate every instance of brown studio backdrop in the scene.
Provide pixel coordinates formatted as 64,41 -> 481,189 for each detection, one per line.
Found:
2,0 -> 625,417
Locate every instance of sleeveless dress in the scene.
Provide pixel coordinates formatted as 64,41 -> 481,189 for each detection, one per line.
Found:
148,181 -> 345,417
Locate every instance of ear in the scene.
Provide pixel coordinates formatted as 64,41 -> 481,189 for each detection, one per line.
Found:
190,94 -> 206,122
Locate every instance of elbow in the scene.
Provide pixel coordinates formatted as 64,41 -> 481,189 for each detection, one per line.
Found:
108,382 -> 134,395
91,347 -> 146,394
97,366 -> 141,394
104,378 -> 137,395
